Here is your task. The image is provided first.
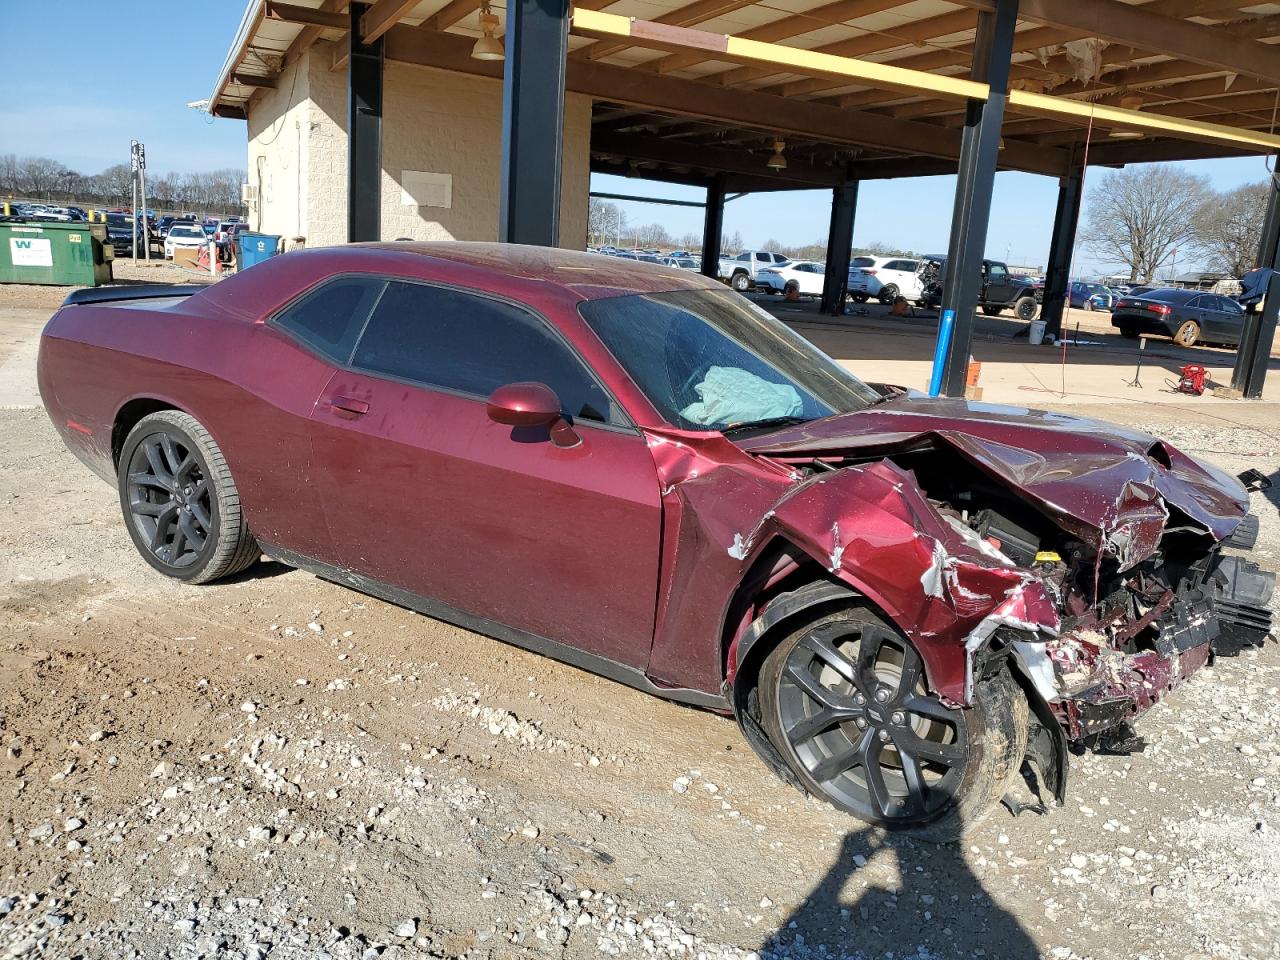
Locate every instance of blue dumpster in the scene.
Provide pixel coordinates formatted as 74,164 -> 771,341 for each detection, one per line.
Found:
236,232 -> 282,270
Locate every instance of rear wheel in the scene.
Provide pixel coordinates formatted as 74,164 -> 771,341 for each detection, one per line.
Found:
850,293 -> 868,303
1173,319 -> 1200,347
981,305 -> 1004,316
757,605 -> 1027,841
117,410 -> 259,584
1117,324 -> 1139,339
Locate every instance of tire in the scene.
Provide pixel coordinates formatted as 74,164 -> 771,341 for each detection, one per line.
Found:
1014,297 -> 1038,322
851,293 -> 868,303
117,410 -> 259,584
1117,324 -> 1138,339
1173,319 -> 1200,347
731,272 -> 751,292
878,284 -> 900,305
981,305 -> 1004,316
757,605 -> 1027,842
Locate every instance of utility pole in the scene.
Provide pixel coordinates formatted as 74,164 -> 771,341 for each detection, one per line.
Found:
137,141 -> 150,263
130,140 -> 140,265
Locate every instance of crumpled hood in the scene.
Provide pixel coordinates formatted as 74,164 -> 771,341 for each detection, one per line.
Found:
741,397 -> 1248,569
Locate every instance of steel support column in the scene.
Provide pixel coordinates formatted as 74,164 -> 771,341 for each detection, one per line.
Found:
937,0 -> 1018,398
347,2 -> 384,243
499,0 -> 570,246
820,182 -> 858,315
700,177 -> 725,280
1231,173 -> 1280,397
1039,151 -> 1084,341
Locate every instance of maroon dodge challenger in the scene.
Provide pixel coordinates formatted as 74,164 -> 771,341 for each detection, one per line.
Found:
38,243 -> 1275,839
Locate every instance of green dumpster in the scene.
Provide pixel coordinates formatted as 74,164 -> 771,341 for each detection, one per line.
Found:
0,221 -> 113,286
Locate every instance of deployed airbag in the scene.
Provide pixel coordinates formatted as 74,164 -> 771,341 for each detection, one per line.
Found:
680,366 -> 803,427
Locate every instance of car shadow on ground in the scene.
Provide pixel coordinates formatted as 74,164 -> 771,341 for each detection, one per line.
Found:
758,829 -> 1038,960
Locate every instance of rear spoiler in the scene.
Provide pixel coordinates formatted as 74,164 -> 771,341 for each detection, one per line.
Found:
62,284 -> 211,307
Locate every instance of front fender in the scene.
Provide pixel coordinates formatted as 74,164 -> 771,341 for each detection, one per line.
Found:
733,460 -> 1060,705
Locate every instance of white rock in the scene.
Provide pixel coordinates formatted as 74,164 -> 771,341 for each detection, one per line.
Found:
63,817 -> 84,832
240,702 -> 257,713
308,622 -> 323,633
395,919 -> 417,938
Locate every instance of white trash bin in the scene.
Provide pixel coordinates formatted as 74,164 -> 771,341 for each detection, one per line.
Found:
1028,319 -> 1047,345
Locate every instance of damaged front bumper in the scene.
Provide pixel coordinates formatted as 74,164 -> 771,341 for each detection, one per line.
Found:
1012,553 -> 1275,744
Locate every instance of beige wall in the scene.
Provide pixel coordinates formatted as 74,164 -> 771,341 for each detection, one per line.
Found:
246,53 -> 311,241
245,44 -> 590,250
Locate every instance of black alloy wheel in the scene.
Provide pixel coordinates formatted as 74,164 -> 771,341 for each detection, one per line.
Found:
117,410 -> 260,584
125,432 -> 213,571
758,606 -> 1027,839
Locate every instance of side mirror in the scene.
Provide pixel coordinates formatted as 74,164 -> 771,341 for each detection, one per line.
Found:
486,382 -> 561,427
486,382 -> 582,449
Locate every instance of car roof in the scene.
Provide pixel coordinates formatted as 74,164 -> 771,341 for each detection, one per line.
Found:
351,241 -> 723,299
1138,288 -> 1198,301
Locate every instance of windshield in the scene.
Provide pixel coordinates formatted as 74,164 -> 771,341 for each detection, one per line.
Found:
106,214 -> 130,227
170,225 -> 202,238
578,288 -> 882,431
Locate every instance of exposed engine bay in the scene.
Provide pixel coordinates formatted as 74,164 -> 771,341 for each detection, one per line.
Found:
792,442 -> 1275,751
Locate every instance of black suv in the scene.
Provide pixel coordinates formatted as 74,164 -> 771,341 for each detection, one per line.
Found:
919,256 -> 1039,321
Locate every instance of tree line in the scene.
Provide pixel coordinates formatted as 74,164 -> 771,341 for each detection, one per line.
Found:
1081,165 -> 1270,282
1,153 -> 247,215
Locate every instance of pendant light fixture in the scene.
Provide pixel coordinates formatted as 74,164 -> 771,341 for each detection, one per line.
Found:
766,138 -> 787,171
472,1 -> 505,61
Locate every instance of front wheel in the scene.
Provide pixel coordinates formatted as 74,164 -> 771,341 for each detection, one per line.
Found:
850,293 -> 868,303
877,284 -> 900,304
118,410 -> 260,584
757,606 -> 1027,841
981,305 -> 1004,316
731,272 -> 751,292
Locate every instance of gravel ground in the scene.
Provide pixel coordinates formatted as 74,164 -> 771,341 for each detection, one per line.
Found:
1,294 -> 1278,960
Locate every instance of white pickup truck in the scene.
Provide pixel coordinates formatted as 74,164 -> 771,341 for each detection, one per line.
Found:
718,250 -> 791,291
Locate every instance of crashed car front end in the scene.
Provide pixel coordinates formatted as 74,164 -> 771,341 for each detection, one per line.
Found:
733,400 -> 1275,776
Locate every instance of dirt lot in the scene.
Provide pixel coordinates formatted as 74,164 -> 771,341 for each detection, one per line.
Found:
1,280 -> 1279,960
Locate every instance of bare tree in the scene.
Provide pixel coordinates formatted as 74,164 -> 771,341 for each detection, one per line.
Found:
17,156 -> 69,198
1080,164 -> 1209,282
95,164 -> 135,205
0,155 -> 19,195
1195,181 -> 1269,278
587,197 -> 625,246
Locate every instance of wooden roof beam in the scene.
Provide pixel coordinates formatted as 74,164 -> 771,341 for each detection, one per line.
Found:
950,0 -> 1280,84
384,25 -> 1069,174
360,0 -> 419,43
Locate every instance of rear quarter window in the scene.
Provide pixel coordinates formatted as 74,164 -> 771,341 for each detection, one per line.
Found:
270,276 -> 386,364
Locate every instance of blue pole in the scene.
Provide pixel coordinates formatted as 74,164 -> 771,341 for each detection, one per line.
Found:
928,309 -> 955,397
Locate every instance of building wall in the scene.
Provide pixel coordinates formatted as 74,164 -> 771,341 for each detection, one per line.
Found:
247,44 -> 591,250
245,52 -> 311,241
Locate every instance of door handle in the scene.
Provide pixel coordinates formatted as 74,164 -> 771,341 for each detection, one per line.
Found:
329,396 -> 370,419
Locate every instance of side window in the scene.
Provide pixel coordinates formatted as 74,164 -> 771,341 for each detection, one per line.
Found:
1186,295 -> 1205,309
350,281 -> 622,426
271,276 -> 386,363
988,263 -> 1008,281
1219,296 -> 1243,315
737,253 -> 751,261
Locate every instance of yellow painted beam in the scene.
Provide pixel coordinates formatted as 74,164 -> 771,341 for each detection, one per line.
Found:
571,8 -> 988,101
1006,89 -> 1280,150
570,6 -> 1280,153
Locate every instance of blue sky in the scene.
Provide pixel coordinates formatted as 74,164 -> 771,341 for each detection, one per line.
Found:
1,1 -> 1271,275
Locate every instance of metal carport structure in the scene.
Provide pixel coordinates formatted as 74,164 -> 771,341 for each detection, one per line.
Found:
209,0 -> 1280,398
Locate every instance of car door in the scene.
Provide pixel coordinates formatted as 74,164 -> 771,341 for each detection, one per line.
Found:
1184,295 -> 1211,334
1201,294 -> 1242,344
307,278 -> 664,669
